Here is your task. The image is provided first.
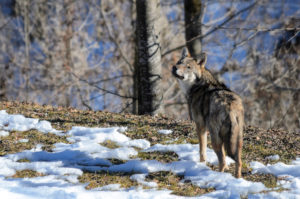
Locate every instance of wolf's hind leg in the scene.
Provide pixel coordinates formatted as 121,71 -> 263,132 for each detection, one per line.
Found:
235,139 -> 242,178
196,125 -> 207,162
212,142 -> 227,172
222,144 -> 229,170
235,155 -> 242,178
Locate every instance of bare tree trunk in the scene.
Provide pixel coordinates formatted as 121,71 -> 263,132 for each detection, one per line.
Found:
135,0 -> 163,115
24,0 -> 30,100
133,46 -> 138,114
63,0 -> 74,107
132,0 -> 138,114
0,66 -> 6,100
184,0 -> 204,58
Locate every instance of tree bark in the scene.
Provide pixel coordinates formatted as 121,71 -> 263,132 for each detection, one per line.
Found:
135,0 -> 163,115
24,0 -> 30,100
184,0 -> 204,58
63,0 -> 74,107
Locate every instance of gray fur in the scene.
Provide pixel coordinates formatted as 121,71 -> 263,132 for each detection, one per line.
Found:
172,49 -> 244,178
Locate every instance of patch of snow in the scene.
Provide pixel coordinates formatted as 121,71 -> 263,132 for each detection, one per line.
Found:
265,154 -> 280,161
35,120 -> 62,135
19,139 -> 29,143
123,139 -> 151,149
66,126 -> 149,150
248,176 -> 300,199
0,157 -> 83,177
158,129 -> 173,135
97,184 -> 122,191
251,161 -> 300,177
130,174 -> 157,188
250,159 -> 300,198
292,158 -> 300,165
109,160 -> 167,174
0,110 -> 62,135
0,130 -> 9,136
144,143 -> 235,166
117,126 -> 127,133
0,175 -> 177,199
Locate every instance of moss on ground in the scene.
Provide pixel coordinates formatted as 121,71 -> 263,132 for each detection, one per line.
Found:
244,173 -> 278,188
100,140 -> 120,149
138,151 -> 179,163
9,169 -> 44,178
146,171 -> 215,197
17,158 -> 31,163
78,171 -> 138,190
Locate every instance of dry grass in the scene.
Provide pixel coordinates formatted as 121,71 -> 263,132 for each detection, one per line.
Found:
78,172 -> 138,190
146,171 -> 215,196
9,169 -> 45,178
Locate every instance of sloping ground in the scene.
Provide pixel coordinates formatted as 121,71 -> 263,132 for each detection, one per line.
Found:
0,101 -> 299,197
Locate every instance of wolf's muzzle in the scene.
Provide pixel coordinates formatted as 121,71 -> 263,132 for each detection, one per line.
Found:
172,66 -> 184,80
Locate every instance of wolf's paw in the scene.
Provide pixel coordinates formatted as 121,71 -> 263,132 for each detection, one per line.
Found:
200,156 -> 206,162
219,164 -> 228,172
224,165 -> 229,171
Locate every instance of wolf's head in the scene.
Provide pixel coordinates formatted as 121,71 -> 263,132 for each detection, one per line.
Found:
172,48 -> 207,93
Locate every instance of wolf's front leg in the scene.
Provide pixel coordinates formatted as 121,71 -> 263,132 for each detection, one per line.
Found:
196,126 -> 207,162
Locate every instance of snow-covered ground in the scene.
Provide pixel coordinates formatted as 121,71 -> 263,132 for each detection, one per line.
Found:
0,110 -> 299,199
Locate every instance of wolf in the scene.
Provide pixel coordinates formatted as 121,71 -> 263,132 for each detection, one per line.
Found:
172,48 -> 244,178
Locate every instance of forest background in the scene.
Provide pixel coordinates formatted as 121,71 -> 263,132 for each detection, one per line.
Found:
0,0 -> 299,132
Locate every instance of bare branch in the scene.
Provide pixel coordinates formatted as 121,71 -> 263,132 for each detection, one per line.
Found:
87,75 -> 132,84
70,71 -> 135,99
162,1 -> 258,57
0,19 -> 11,31
119,101 -> 133,113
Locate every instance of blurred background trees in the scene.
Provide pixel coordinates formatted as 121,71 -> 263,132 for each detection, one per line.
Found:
0,0 -> 299,132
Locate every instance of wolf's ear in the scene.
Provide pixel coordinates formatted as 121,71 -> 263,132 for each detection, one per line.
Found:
181,47 -> 191,58
196,52 -> 207,69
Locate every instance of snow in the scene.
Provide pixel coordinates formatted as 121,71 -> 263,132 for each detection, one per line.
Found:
97,184 -> 122,191
265,154 -> 280,161
0,110 -> 62,135
250,158 -> 300,198
0,110 -> 300,198
19,139 -> 29,143
144,143 -> 235,166
130,174 -> 158,188
158,129 -> 173,135
0,130 -> 9,136
251,160 -> 300,177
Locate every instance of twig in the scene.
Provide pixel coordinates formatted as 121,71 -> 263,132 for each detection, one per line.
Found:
70,71 -> 135,99
201,24 -> 300,32
0,19 -> 11,31
119,101 -> 134,113
90,75 -> 132,84
287,30 -> 300,43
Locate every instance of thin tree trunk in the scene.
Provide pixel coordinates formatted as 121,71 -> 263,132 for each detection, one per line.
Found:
184,0 -> 204,58
63,0 -> 74,107
0,68 -> 6,100
132,0 -> 138,114
133,46 -> 138,114
135,0 -> 163,115
24,0 -> 30,100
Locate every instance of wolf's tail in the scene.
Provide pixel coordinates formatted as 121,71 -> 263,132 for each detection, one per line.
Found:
224,111 -> 244,161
